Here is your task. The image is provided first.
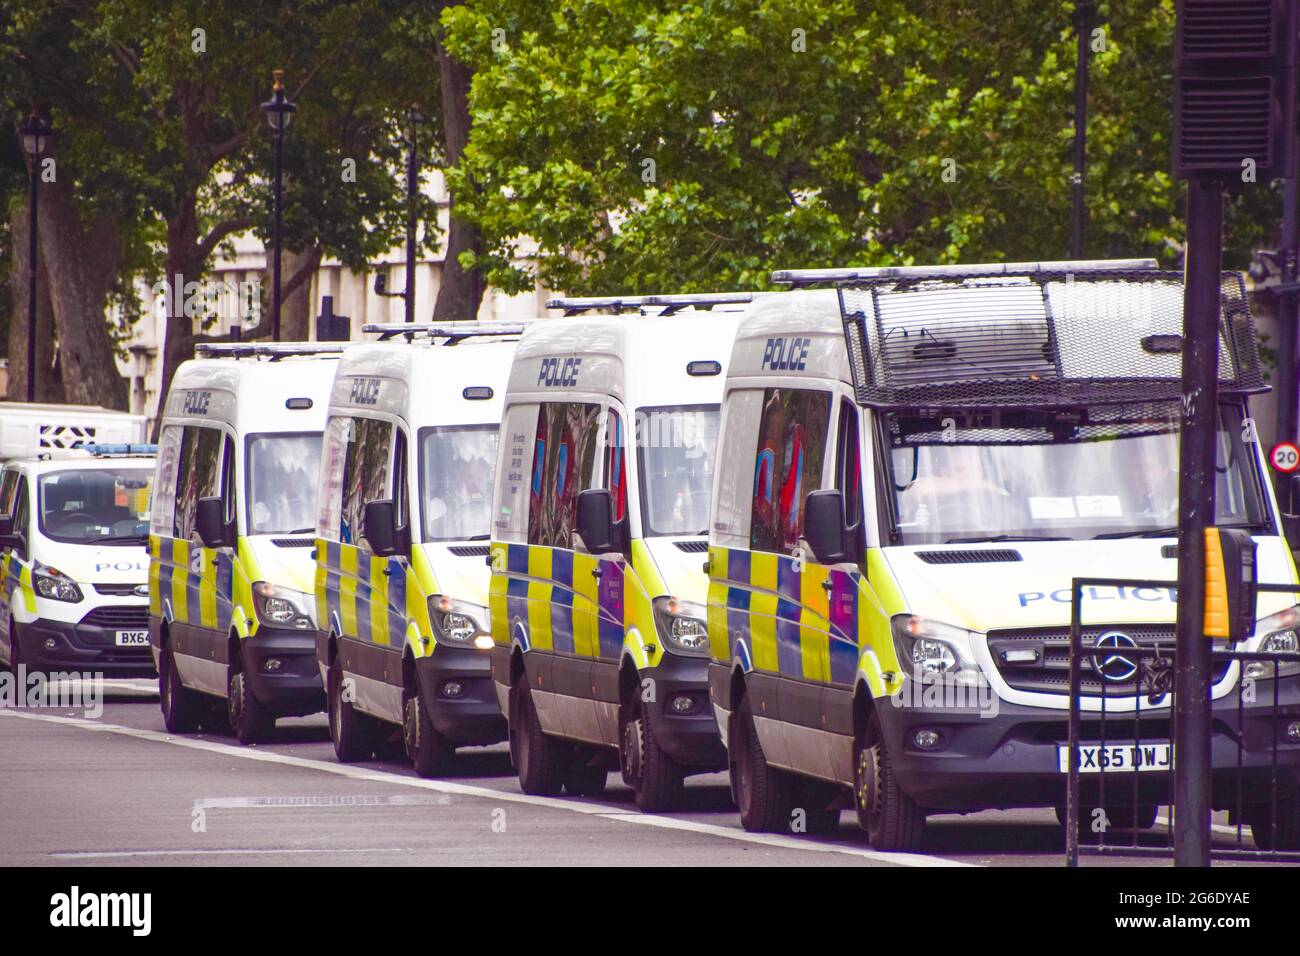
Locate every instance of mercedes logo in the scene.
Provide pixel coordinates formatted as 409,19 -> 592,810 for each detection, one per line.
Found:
1092,631 -> 1138,683
133,584 -> 150,597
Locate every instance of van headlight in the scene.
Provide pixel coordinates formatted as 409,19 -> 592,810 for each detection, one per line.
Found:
429,595 -> 491,649
1245,606 -> 1300,680
891,614 -> 987,687
33,563 -> 83,603
653,596 -> 709,655
252,582 -> 313,630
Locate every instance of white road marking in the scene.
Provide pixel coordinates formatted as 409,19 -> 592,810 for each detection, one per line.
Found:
1155,814 -> 1258,840
0,708 -> 972,867
51,847 -> 407,860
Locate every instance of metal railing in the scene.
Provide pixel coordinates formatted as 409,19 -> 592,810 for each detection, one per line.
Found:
1063,576 -> 1300,865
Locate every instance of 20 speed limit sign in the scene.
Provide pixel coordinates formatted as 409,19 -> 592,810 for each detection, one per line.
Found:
1271,442 -> 1300,474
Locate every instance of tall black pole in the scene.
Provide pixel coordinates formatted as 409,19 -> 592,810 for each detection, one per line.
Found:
1071,1 -> 1093,259
405,114 -> 417,325
271,120 -> 284,343
1173,177 -> 1222,868
25,148 -> 39,403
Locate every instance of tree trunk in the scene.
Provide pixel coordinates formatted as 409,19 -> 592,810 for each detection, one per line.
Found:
280,246 -> 322,341
153,197 -> 202,441
34,152 -> 127,410
6,201 -> 63,403
431,0 -> 485,323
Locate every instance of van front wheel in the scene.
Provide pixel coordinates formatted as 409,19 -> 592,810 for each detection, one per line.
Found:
509,673 -> 565,796
731,692 -> 793,832
229,652 -> 274,745
404,692 -> 453,777
621,692 -> 683,812
328,659 -> 374,763
854,714 -> 925,851
159,642 -> 201,734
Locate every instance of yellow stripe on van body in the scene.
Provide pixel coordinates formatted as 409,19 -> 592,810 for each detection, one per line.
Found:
313,537 -> 329,631
860,548 -> 908,698
799,562 -> 831,681
489,543 -> 510,646
369,554 -> 390,646
199,547 -> 218,629
525,544 -> 554,652
747,551 -> 780,673
170,538 -> 189,625
148,535 -> 162,617
232,535 -> 263,638
570,549 -> 598,659
621,560 -> 659,669
706,546 -> 731,662
17,562 -> 36,614
408,546 -> 439,658
339,544 -> 359,638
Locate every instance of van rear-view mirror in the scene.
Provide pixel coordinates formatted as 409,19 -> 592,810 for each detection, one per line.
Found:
804,489 -> 851,565
362,499 -> 401,557
195,496 -> 229,549
576,489 -> 614,554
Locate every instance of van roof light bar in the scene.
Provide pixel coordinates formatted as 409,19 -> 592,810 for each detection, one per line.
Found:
362,321 -> 530,342
771,259 -> 1159,287
195,342 -> 347,360
546,292 -> 753,316
78,443 -> 158,457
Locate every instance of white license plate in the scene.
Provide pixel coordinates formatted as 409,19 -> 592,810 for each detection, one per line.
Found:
1058,742 -> 1172,773
115,630 -> 149,647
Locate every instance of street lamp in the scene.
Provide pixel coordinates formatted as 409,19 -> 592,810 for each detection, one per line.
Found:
19,110 -> 53,403
1071,0 -> 1095,259
260,70 -> 296,342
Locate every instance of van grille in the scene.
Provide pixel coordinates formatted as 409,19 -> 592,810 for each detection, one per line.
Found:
93,583 -> 144,596
448,545 -> 490,558
271,538 -> 315,548
81,606 -> 149,629
673,541 -> 709,554
986,625 -> 1232,696
915,549 -> 1021,565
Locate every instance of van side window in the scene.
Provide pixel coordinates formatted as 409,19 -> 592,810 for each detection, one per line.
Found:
527,402 -> 602,548
174,426 -> 224,539
750,388 -> 831,555
339,417 -> 393,546
393,428 -> 410,536
605,408 -> 627,523
837,399 -> 864,530
222,436 -> 237,527
0,471 -> 18,517
12,478 -> 29,540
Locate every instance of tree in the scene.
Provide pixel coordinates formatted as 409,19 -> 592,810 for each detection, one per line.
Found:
441,0 -> 1277,296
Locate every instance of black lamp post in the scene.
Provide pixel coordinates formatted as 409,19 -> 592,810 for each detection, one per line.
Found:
260,70 -> 296,342
404,107 -> 421,324
19,110 -> 52,403
1071,0 -> 1095,259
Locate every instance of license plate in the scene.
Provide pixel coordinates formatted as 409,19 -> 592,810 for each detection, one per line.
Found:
115,630 -> 148,647
1058,742 -> 1172,773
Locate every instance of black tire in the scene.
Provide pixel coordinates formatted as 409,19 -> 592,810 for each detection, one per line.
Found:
854,713 -> 925,851
1246,796 -> 1300,851
620,691 -> 685,812
564,749 -> 609,797
328,658 -> 374,763
159,641 -> 201,734
404,692 -> 454,777
4,621 -> 20,673
731,692 -> 794,832
228,650 -> 275,745
509,672 -> 566,796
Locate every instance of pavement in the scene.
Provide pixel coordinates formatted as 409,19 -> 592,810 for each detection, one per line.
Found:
0,679 -> 1284,867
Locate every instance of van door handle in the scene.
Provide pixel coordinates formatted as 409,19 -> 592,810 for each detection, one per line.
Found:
821,580 -> 833,593
592,566 -> 603,580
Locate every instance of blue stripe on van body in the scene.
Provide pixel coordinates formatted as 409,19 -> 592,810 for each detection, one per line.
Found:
827,569 -> 860,685
774,597 -> 803,677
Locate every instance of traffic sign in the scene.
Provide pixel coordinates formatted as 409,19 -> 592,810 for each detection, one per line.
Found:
1270,441 -> 1300,473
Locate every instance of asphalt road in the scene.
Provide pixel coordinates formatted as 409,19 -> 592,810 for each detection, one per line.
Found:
0,680 -> 1283,867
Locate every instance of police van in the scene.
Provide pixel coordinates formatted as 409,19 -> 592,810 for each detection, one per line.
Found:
0,402 -> 148,462
148,343 -> 342,742
314,323 -> 521,774
489,294 -> 748,809
706,261 -> 1300,850
0,446 -> 156,676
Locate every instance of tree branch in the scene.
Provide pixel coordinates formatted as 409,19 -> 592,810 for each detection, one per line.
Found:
195,218 -> 253,263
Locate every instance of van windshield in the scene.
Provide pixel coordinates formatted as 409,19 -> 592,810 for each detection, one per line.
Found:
882,402 -> 1269,545
636,404 -> 719,537
38,468 -> 153,545
419,425 -> 498,541
247,432 -> 322,535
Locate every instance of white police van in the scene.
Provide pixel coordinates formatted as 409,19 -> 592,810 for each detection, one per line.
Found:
0,446 -> 156,677
149,343 -> 341,742
314,323 -> 521,774
706,261 -> 1300,850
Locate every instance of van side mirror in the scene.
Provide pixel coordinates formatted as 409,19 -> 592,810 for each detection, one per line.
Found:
0,531 -> 22,555
195,497 -> 229,549
576,489 -> 614,554
1283,475 -> 1300,553
805,489 -> 851,565
362,499 -> 400,557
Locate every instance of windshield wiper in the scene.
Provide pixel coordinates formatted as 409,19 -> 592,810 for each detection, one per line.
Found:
466,534 -> 491,541
944,533 -> 1070,544
283,527 -> 315,535
1093,526 -> 1179,540
94,534 -> 149,544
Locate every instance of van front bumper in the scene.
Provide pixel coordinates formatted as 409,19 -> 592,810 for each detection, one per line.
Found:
13,616 -> 155,677
642,651 -> 727,772
877,680 -> 1300,812
241,628 -> 324,717
414,644 -> 506,745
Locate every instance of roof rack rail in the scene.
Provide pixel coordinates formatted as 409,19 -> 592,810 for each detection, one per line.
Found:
195,342 -> 347,359
78,443 -> 158,457
771,259 -> 1160,287
546,292 -> 753,316
362,321 -> 530,342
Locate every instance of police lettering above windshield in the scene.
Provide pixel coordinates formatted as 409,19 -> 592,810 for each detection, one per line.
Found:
761,336 -> 810,371
538,356 -> 582,387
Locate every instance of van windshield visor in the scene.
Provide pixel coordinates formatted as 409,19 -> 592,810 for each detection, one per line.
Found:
38,468 -> 154,545
419,425 -> 498,542
882,402 -> 1268,545
247,432 -> 323,535
636,404 -> 719,537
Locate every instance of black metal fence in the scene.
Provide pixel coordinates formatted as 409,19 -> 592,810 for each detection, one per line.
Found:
1064,577 -> 1300,865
